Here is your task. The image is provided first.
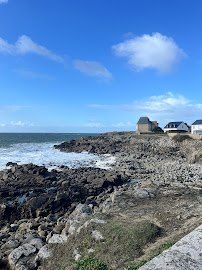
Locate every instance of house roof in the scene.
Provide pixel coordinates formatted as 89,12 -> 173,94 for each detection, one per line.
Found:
137,117 -> 152,125
164,121 -> 183,128
192,120 -> 202,125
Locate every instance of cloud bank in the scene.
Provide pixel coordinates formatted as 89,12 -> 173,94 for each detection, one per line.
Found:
112,32 -> 186,73
74,60 -> 112,80
0,35 -> 63,62
89,93 -> 202,123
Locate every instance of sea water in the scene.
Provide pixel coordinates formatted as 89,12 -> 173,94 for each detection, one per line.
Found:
0,133 -> 116,171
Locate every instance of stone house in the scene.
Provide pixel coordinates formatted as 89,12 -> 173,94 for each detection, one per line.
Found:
191,120 -> 202,134
136,117 -> 158,133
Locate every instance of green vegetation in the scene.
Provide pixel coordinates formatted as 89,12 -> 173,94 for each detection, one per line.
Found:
40,217 -> 178,270
74,241 -> 175,270
153,126 -> 164,133
172,134 -> 192,142
103,221 -> 161,260
123,242 -> 175,270
76,257 -> 109,270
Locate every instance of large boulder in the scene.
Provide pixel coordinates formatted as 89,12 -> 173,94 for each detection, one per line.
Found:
8,243 -> 36,270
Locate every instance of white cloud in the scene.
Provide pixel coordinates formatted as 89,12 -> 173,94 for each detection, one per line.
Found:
0,123 -> 6,127
73,60 -> 112,79
124,93 -> 192,115
0,38 -> 13,53
10,121 -> 34,127
0,0 -> 8,4
112,32 -> 186,73
0,35 -> 63,62
11,121 -> 25,127
112,121 -> 136,127
88,92 -> 202,124
83,121 -> 104,127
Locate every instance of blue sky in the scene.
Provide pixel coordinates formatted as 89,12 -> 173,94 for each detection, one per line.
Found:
0,0 -> 201,132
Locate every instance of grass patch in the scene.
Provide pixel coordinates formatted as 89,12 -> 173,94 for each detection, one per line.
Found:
103,221 -> 161,259
39,218 -> 162,270
172,134 -> 192,143
75,257 -> 109,270
124,242 -> 175,269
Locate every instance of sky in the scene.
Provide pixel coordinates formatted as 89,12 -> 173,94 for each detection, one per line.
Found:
0,0 -> 201,133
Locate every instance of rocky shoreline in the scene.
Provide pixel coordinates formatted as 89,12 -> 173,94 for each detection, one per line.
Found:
0,132 -> 202,269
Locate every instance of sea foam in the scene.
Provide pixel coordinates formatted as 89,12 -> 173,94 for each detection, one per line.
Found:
0,142 -> 116,171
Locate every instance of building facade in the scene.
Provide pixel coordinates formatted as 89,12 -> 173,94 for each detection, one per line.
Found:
136,117 -> 158,133
164,122 -> 189,133
191,120 -> 202,134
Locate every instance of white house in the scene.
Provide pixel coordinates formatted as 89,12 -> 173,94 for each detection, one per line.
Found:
164,121 -> 189,133
191,120 -> 202,134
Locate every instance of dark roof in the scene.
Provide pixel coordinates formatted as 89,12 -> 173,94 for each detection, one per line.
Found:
192,120 -> 202,125
137,117 -> 152,125
164,121 -> 183,128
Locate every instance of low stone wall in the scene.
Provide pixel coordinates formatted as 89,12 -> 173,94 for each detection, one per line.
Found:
139,224 -> 202,270
168,133 -> 202,140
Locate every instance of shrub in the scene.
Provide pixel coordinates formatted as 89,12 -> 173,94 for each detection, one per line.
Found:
172,134 -> 192,143
153,127 -> 164,133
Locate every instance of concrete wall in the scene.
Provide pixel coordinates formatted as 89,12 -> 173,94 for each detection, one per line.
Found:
167,133 -> 202,140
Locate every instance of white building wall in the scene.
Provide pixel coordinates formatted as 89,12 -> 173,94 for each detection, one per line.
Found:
178,122 -> 189,131
191,125 -> 202,134
164,122 -> 188,133
164,128 -> 177,133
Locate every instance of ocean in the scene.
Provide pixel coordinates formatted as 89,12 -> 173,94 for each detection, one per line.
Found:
0,133 -> 116,171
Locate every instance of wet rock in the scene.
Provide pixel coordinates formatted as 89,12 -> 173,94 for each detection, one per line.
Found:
6,162 -> 18,167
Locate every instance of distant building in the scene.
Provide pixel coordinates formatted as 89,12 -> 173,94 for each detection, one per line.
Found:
164,121 -> 189,133
136,117 -> 158,133
191,120 -> 202,134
